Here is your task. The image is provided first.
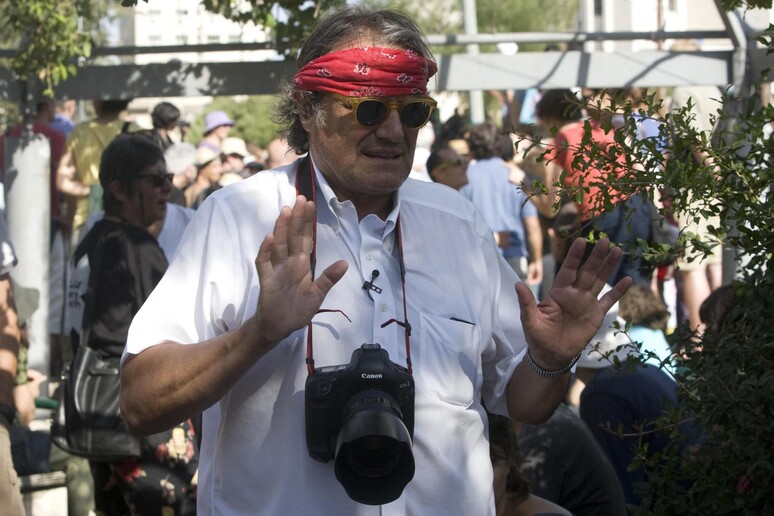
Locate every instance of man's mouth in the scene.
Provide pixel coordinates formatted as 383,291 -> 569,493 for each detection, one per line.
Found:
363,149 -> 402,160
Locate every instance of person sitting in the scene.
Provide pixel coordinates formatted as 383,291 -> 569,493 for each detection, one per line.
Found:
618,284 -> 676,375
488,412 -> 572,516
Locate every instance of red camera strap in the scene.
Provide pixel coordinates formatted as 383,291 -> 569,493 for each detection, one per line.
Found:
295,157 -> 413,376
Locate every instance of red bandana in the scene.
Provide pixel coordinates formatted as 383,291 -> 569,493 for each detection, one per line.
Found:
293,46 -> 437,97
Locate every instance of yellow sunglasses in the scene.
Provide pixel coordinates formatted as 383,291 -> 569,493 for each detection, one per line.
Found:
332,94 -> 437,129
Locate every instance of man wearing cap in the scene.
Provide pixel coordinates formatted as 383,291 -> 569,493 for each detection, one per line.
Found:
184,147 -> 223,209
198,110 -> 234,154
121,6 -> 630,515
220,136 -> 249,182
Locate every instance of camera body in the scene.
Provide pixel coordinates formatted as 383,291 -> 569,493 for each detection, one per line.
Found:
305,343 -> 415,462
305,343 -> 416,505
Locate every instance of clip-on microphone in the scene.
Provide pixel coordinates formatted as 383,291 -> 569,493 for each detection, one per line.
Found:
363,270 -> 382,300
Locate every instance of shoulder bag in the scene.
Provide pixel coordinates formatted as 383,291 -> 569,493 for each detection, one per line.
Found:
51,227 -> 141,462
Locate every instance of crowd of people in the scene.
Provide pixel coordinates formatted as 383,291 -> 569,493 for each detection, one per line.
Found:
0,5 -> 734,516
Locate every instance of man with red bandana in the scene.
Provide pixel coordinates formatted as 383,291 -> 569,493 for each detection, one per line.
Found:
120,6 -> 630,515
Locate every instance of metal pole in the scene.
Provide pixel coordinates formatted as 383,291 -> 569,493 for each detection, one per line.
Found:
462,0 -> 485,124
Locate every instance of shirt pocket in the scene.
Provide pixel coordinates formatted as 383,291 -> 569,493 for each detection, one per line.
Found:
416,312 -> 482,407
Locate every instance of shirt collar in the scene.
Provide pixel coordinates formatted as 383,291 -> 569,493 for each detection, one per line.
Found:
309,155 -> 401,237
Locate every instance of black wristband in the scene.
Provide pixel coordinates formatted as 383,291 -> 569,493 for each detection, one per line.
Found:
526,347 -> 583,379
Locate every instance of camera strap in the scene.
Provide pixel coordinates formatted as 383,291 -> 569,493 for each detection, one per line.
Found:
295,157 -> 413,376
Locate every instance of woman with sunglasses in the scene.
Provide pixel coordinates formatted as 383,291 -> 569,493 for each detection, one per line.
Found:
69,134 -> 198,515
121,6 -> 629,515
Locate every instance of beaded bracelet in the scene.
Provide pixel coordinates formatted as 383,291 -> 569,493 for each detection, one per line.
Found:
526,347 -> 584,379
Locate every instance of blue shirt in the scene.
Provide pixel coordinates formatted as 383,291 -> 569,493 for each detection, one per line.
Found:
628,325 -> 675,376
461,157 -> 537,259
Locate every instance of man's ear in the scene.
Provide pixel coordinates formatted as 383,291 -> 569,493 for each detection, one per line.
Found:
108,180 -> 131,204
296,91 -> 314,132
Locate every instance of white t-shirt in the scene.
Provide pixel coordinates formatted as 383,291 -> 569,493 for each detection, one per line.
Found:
156,203 -> 195,261
81,203 -> 194,262
126,160 -> 527,515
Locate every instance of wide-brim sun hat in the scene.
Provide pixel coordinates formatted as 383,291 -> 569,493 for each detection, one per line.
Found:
221,137 -> 248,157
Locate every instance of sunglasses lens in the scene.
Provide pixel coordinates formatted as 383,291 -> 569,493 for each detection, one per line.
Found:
355,100 -> 389,127
399,101 -> 432,129
150,174 -> 172,187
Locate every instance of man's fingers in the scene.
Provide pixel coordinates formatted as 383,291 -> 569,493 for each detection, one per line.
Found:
269,206 -> 291,263
287,196 -> 314,256
574,238 -> 612,292
553,238 -> 586,287
256,233 -> 275,283
598,276 -> 633,314
314,260 -> 349,296
515,280 -> 537,324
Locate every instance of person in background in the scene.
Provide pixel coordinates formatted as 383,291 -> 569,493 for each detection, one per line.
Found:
56,99 -> 136,243
569,286 -> 691,509
50,99 -> 77,137
409,123 -> 435,182
462,121 -> 543,296
426,146 -> 468,190
119,6 -> 629,514
219,136 -> 250,185
488,412 -> 572,516
264,137 -> 297,169
198,110 -> 234,153
0,213 -> 23,516
516,402 -> 628,515
668,43 -> 724,336
185,147 -> 223,209
618,284 -> 675,375
698,284 -> 738,337
543,89 -> 653,288
147,101 -> 182,152
163,142 -> 198,207
71,134 -> 197,515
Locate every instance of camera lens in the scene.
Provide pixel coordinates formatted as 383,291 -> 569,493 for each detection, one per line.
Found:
343,435 -> 401,477
334,392 -> 414,505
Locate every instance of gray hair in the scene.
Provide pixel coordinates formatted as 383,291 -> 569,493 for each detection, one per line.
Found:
164,142 -> 197,176
275,5 -> 435,154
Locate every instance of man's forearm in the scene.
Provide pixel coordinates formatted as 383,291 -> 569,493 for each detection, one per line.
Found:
506,359 -> 570,425
120,315 -> 278,435
0,277 -> 19,407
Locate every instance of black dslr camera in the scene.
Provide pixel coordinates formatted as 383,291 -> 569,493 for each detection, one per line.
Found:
305,343 -> 415,505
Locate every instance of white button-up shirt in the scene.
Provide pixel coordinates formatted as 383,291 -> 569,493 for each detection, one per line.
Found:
126,160 -> 528,515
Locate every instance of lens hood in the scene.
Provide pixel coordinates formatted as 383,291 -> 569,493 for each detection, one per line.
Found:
334,402 -> 415,505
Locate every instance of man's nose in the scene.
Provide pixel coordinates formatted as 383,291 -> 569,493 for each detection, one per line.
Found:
375,108 -> 405,140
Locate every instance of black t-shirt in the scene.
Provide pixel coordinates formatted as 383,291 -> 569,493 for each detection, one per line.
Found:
72,219 -> 167,359
519,403 -> 628,516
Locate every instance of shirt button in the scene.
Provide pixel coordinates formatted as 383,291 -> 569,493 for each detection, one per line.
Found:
366,252 -> 372,260
380,303 -> 388,312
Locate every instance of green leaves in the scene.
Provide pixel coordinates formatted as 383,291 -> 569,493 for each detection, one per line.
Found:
0,0 -> 93,95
